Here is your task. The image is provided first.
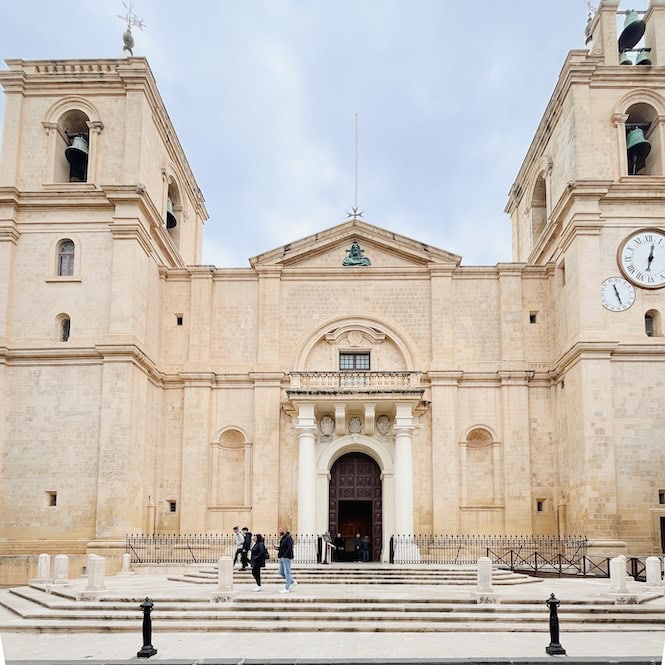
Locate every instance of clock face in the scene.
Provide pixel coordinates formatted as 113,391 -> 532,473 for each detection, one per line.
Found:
601,277 -> 635,312
618,228 -> 665,288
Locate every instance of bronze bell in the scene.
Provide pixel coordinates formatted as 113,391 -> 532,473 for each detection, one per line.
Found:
166,197 -> 177,229
635,48 -> 652,66
619,50 -> 633,65
618,10 -> 646,52
65,134 -> 88,182
626,127 -> 651,175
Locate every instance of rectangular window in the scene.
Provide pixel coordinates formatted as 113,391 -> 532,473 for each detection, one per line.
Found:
47,491 -> 57,507
339,352 -> 370,371
536,499 -> 544,512
169,501 -> 177,513
659,490 -> 665,505
176,315 -> 183,326
529,312 -> 538,324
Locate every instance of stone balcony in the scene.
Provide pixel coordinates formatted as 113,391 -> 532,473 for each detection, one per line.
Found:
287,371 -> 424,397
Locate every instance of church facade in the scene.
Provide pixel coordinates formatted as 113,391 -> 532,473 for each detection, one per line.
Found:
1,0 -> 665,564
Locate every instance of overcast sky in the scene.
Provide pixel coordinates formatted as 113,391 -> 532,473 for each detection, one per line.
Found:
0,1 -> 645,267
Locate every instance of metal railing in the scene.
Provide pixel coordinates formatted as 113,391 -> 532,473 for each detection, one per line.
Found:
126,533 -> 318,565
288,371 -> 423,394
389,534 -> 588,566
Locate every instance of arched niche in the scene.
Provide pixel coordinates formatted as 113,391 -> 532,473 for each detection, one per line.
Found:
209,427 -> 252,508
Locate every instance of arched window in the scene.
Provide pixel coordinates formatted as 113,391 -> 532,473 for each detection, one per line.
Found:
645,309 -> 662,337
57,314 -> 71,342
57,239 -> 75,276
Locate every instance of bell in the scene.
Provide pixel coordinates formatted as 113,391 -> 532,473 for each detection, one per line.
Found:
636,48 -> 652,66
626,127 -> 651,175
166,197 -> 177,229
618,10 -> 646,52
620,50 -> 633,65
65,134 -> 88,181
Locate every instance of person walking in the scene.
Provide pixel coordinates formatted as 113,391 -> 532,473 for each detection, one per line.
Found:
241,526 -> 252,570
250,533 -> 268,591
276,526 -> 297,593
232,526 -> 244,567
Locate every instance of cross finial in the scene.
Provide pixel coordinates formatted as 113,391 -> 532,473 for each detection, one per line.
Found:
117,1 -> 146,56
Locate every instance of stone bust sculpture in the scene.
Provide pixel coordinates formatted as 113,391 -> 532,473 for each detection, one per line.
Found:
343,241 -> 371,266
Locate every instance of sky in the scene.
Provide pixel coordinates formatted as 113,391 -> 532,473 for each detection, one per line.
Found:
0,1 -> 645,268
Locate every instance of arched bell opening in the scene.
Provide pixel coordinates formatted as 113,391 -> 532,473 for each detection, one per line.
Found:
56,313 -> 71,342
625,103 -> 661,176
165,180 -> 182,247
530,173 -> 547,244
55,110 -> 90,183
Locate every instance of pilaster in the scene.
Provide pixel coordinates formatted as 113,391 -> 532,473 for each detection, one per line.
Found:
498,371 -> 533,534
179,373 -> 214,532
430,372 -> 462,533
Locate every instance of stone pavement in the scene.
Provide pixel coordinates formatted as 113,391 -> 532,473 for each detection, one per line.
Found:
0,572 -> 664,662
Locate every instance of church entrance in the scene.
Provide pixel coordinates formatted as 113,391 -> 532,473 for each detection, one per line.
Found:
329,452 -> 382,561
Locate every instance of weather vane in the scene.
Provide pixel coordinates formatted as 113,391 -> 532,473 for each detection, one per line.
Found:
117,1 -> 146,56
583,0 -> 596,21
346,113 -> 364,221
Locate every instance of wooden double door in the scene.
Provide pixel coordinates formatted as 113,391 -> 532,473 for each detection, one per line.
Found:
329,452 -> 382,561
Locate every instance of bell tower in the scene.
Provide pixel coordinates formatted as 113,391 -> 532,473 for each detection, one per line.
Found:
505,0 -> 665,553
0,58 -> 208,552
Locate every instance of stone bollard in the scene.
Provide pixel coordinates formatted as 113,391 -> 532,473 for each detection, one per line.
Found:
31,553 -> 51,584
117,552 -> 135,576
77,555 -> 106,600
211,555 -> 236,602
52,554 -> 70,585
472,556 -> 498,604
545,593 -> 566,655
137,597 -> 157,658
646,556 -> 664,588
609,555 -> 628,593
476,557 -> 493,592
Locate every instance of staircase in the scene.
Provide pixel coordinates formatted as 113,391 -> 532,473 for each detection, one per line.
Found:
1,564 -> 663,634
170,563 -> 542,586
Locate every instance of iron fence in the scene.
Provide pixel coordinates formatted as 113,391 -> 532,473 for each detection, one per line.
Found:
389,534 -> 588,566
126,533 -> 318,564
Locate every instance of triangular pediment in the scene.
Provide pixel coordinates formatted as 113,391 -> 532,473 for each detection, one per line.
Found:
249,220 -> 461,269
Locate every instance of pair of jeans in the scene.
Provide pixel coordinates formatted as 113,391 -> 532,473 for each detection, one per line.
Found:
251,565 -> 262,587
278,557 -> 294,587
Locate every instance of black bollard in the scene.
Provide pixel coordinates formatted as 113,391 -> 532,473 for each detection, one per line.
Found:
545,593 -> 566,655
137,596 -> 158,658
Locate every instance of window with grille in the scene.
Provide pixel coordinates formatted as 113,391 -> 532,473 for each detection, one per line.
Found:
339,352 -> 370,371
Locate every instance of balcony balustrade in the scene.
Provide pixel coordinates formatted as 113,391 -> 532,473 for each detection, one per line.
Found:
287,371 -> 423,396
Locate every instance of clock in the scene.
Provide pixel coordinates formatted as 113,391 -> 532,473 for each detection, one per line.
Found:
601,277 -> 635,312
618,228 -> 665,288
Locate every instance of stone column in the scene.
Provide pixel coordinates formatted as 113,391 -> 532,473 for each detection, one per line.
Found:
394,403 -> 415,535
393,403 -> 419,563
296,403 -> 318,563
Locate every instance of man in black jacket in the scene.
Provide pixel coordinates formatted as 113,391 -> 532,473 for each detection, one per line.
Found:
241,527 -> 252,571
276,526 -> 296,592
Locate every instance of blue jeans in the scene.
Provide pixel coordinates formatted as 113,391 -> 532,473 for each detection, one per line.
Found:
279,557 -> 294,587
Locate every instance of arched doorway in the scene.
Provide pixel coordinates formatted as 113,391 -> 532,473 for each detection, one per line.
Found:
329,452 -> 382,561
